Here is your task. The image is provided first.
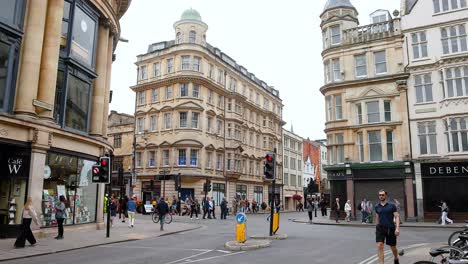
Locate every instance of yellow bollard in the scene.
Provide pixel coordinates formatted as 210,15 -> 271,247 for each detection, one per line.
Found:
272,212 -> 279,234
235,213 -> 247,243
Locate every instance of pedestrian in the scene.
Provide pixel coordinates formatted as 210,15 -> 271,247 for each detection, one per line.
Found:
211,197 -> 216,219
306,197 -> 314,224
313,197 -> 319,217
190,199 -> 198,219
439,201 -> 453,225
220,197 -> 228,219
367,200 -> 374,223
120,196 -> 128,223
203,197 -> 212,219
252,200 -> 257,213
375,189 -> 400,264
393,198 -> 402,225
320,197 -> 327,216
55,195 -> 67,239
127,195 -> 137,228
172,196 -> 177,214
345,200 -> 352,222
14,197 -> 39,248
109,197 -> 117,227
156,197 -> 169,231
333,197 -> 340,223
360,198 -> 368,224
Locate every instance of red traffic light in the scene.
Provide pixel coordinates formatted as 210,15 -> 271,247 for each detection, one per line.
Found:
100,159 -> 108,167
266,155 -> 273,162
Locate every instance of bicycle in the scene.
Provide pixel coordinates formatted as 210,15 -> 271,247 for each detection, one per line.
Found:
151,209 -> 173,224
413,245 -> 468,264
448,221 -> 468,247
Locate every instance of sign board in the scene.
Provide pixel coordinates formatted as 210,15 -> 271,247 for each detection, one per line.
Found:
236,213 -> 246,224
235,212 -> 246,243
144,204 -> 154,213
421,162 -> 468,177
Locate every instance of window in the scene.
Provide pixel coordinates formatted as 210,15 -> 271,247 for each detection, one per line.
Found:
206,152 -> 213,168
227,154 -> 232,171
113,157 -> 123,171
165,86 -> 173,100
137,117 -> 144,134
229,77 -> 237,92
180,83 -> 188,97
167,58 -> 174,73
236,185 -> 247,200
290,140 -> 296,150
335,95 -> 342,120
330,25 -> 341,45
384,101 -> 391,122
254,186 -> 263,203
113,134 -> 122,148
441,25 -> 467,55
181,55 -> 190,70
208,90 -> 213,104
176,32 -> 182,44
207,116 -> 213,133
249,161 -> 254,174
356,103 -> 363,124
0,32 -> 21,113
433,0 -> 467,13
189,30 -> 196,43
164,113 -> 171,129
445,117 -> 468,152
415,74 -> 434,103
284,173 -> 289,186
326,96 -> 332,121
290,157 -> 296,170
444,66 -> 468,98
191,112 -> 199,128
192,84 -> 200,98
138,91 -> 145,105
70,6 -> 97,67
333,59 -> 341,81
217,120 -> 223,135
298,175 -> 302,187
386,131 -> 394,161
357,132 -> 364,162
291,174 -> 297,187
418,121 -> 438,155
190,149 -> 198,166
163,150 -> 170,166
65,74 -> 92,132
178,149 -> 187,166
152,89 -> 159,102
217,69 -> 224,84
213,183 -> 225,206
149,151 -> 155,167
324,60 -> 331,83
154,62 -> 160,77
218,95 -> 224,108
136,152 -> 142,167
140,65 -> 147,79
412,32 -> 428,59
368,131 -> 382,161
209,64 -> 214,79
193,56 -> 201,71
150,115 -> 157,132
355,54 -> 367,78
367,101 -> 380,123
216,154 -> 222,170
179,112 -> 187,128
374,51 -> 387,74
284,155 -> 289,168
298,160 -> 302,171
336,134 -> 344,163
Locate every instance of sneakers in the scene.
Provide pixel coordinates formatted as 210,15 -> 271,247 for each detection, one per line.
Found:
196,217 -> 199,220
131,225 -> 134,228
394,259 -> 399,264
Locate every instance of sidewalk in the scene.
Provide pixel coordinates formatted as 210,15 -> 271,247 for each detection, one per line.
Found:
293,216 -> 466,228
0,215 -> 201,262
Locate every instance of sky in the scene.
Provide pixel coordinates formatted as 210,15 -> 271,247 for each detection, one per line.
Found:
109,0 -> 400,140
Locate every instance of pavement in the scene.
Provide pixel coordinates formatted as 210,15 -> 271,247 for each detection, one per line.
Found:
0,214 -> 201,262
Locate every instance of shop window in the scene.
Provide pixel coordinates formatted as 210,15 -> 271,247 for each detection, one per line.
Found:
236,185 -> 247,200
212,183 -> 225,206
254,186 -> 263,203
65,74 -> 91,132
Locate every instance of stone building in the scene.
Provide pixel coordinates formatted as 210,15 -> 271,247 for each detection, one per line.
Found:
303,138 -> 321,195
0,0 -> 130,237
320,0 -> 415,220
282,129 -> 304,210
401,0 -> 468,221
130,9 -> 284,209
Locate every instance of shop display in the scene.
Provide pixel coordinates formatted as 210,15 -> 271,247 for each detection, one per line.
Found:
8,198 -> 16,225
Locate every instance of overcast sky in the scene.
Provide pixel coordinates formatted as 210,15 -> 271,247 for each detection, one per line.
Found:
109,0 -> 400,140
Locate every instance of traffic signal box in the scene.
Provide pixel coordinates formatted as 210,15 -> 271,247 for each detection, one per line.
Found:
92,156 -> 111,183
264,153 -> 275,181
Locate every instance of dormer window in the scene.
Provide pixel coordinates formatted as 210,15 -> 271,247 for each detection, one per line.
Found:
330,25 -> 341,45
189,31 -> 196,43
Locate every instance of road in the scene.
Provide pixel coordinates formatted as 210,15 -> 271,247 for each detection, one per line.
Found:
7,212 -> 450,264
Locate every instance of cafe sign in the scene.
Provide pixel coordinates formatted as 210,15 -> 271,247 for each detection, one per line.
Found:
421,162 -> 468,177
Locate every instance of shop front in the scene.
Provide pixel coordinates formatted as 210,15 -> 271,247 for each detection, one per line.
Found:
0,142 -> 31,238
327,168 -> 347,219
41,152 -> 98,227
421,162 -> 468,221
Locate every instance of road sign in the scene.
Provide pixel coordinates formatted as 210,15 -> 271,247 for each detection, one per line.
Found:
235,212 -> 246,243
236,213 -> 246,224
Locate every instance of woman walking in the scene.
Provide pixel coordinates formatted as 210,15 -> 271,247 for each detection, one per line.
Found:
14,197 -> 39,248
440,201 -> 453,225
344,200 -> 352,222
55,195 -> 67,239
109,197 -> 117,227
120,196 -> 128,223
190,199 -> 198,219
306,198 -> 314,224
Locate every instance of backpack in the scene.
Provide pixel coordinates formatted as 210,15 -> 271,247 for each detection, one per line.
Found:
357,203 -> 362,211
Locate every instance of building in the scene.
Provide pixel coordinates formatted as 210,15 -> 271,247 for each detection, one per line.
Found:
130,9 -> 284,209
320,0 -> 415,220
303,138 -> 321,196
282,129 -> 304,210
0,0 -> 131,237
107,111 -> 135,197
401,0 -> 468,221
315,139 -> 330,193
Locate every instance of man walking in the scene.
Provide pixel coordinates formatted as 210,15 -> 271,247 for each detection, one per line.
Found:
127,196 -> 137,228
361,198 -> 368,223
211,197 -> 216,219
156,197 -> 169,231
375,190 -> 400,264
333,198 -> 341,223
220,197 -> 228,219
203,197 -> 212,219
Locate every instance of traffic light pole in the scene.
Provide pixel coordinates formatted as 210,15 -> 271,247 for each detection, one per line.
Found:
269,148 -> 277,237
106,152 -> 113,238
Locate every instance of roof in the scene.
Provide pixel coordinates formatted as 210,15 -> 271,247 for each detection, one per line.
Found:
405,0 -> 418,14
323,0 -> 355,12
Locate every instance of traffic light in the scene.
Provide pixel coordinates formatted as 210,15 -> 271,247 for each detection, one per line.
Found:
264,153 -> 275,180
207,180 -> 211,192
175,174 -> 181,191
99,156 -> 111,184
203,182 -> 207,193
92,164 -> 102,183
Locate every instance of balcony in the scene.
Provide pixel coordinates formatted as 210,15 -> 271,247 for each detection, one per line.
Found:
342,19 -> 401,45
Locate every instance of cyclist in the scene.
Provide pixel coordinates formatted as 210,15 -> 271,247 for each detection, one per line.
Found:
375,189 -> 400,264
156,197 -> 169,231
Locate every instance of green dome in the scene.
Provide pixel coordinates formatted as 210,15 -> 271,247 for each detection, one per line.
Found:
181,8 -> 202,21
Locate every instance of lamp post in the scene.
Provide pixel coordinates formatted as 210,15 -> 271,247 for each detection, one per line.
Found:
158,169 -> 170,198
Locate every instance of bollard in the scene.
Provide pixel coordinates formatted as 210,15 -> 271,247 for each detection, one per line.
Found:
236,212 -> 246,243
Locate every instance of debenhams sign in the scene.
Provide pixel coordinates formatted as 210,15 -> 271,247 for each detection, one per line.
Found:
421,162 -> 468,177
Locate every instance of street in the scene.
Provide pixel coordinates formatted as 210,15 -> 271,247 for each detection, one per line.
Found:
5,212 -> 451,264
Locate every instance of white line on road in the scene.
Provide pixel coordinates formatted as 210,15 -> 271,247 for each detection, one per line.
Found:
182,251 -> 245,263
358,243 -> 428,264
98,245 -> 212,252
163,250 -> 213,264
216,250 -> 231,254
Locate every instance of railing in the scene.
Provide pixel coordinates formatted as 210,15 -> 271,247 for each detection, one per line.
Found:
342,18 -> 401,45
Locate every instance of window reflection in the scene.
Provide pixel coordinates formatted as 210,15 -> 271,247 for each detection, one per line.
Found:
70,6 -> 96,67
65,74 -> 90,132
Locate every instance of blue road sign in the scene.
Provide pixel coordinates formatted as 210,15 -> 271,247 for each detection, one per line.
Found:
236,213 -> 246,224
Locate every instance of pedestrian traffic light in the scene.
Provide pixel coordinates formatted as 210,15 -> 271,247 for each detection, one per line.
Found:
264,153 -> 275,181
92,164 -> 102,183
99,156 -> 110,184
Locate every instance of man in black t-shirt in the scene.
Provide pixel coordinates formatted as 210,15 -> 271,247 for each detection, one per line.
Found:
374,190 -> 400,264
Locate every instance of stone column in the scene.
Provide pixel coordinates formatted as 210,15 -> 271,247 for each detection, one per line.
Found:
101,35 -> 114,137
37,0 -> 64,120
405,176 -> 416,221
14,0 -> 48,117
346,178 -> 354,220
89,23 -> 109,136
414,162 -> 424,221
96,183 -> 105,229
28,148 -> 47,230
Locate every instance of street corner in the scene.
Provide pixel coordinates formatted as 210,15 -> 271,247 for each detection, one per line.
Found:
224,240 -> 271,251
250,234 -> 288,240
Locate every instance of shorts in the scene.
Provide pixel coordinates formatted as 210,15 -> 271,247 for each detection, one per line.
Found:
375,224 -> 397,246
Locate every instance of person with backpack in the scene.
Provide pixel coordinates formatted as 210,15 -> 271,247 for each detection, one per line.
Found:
55,195 -> 67,239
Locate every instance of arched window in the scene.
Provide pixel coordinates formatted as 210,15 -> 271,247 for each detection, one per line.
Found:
189,31 -> 196,43
176,32 -> 182,44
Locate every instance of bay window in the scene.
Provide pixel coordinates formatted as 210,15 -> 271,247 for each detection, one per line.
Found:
445,117 -> 468,152
366,101 -> 380,123
330,25 -> 341,45
190,149 -> 198,166
179,112 -> 187,128
415,74 -> 433,103
178,149 -> 186,166
441,25 -> 467,55
368,130 -> 382,161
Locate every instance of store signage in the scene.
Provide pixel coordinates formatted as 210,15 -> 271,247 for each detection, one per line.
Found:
421,162 -> 468,177
328,171 -> 345,177
7,157 -> 23,176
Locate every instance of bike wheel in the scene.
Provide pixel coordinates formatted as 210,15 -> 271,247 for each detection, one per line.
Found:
412,261 -> 437,264
152,213 -> 160,223
448,231 -> 464,246
434,246 -> 465,259
165,214 -> 172,224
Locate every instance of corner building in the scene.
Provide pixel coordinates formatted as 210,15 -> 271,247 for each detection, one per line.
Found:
320,0 -> 415,220
131,9 -> 284,209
